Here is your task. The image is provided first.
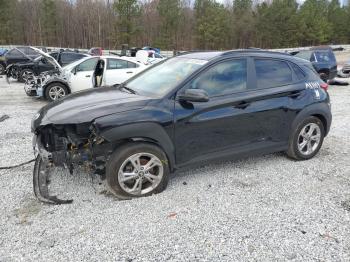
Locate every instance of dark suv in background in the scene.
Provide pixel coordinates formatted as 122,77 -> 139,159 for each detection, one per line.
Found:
32,50 -> 332,204
292,47 -> 337,81
9,51 -> 89,82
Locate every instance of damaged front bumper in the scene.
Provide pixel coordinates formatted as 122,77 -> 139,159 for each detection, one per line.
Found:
32,135 -> 73,204
32,124 -> 109,205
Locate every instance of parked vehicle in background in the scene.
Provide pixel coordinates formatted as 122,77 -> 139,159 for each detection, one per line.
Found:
13,51 -> 90,82
92,55 -> 149,89
88,47 -> 103,56
147,50 -> 166,64
0,48 -> 7,56
292,47 -> 337,81
31,50 -> 332,203
0,49 -> 8,74
4,46 -> 40,66
4,47 -> 42,80
48,51 -> 89,67
26,54 -> 148,101
338,59 -> 350,78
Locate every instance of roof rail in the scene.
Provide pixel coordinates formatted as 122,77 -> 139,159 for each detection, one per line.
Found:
221,49 -> 291,56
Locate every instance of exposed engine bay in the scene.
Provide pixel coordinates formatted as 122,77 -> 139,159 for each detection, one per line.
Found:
33,123 -> 113,204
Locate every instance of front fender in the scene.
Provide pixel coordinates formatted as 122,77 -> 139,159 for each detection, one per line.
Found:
97,122 -> 175,171
43,77 -> 70,95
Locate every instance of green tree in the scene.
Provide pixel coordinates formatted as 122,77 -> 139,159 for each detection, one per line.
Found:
230,0 -> 256,48
0,0 -> 17,44
114,0 -> 141,46
327,0 -> 348,44
194,0 -> 230,49
156,0 -> 182,50
256,0 -> 301,48
298,0 -> 331,45
40,0 -> 58,46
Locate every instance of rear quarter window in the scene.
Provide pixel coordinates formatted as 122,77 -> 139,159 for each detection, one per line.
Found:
290,63 -> 306,80
255,59 -> 293,89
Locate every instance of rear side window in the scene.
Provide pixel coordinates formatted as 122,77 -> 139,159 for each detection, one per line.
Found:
107,59 -> 128,70
255,59 -> 293,89
127,61 -> 139,68
190,59 -> 247,97
290,63 -> 305,80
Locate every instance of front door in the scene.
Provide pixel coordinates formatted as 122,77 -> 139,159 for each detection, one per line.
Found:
69,57 -> 99,92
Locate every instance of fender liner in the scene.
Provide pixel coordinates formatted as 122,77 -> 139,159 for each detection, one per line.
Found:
99,122 -> 176,171
291,102 -> 332,137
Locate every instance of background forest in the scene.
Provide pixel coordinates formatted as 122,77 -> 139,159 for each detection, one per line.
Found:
0,0 -> 349,50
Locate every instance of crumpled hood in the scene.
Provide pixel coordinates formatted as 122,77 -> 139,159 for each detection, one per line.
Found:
33,86 -> 150,129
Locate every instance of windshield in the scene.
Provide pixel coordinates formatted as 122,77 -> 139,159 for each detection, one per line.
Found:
126,57 -> 207,96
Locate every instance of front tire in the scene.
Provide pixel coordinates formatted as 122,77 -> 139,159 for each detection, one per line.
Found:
287,116 -> 325,160
18,69 -> 34,83
106,143 -> 170,200
45,83 -> 68,102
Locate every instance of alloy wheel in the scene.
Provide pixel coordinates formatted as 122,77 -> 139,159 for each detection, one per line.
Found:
22,70 -> 33,81
118,153 -> 164,196
48,86 -> 66,101
297,123 -> 321,156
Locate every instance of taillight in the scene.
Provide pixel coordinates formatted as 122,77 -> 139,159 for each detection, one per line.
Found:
320,82 -> 328,91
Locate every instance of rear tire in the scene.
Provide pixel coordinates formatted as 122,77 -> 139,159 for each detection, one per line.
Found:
319,71 -> 329,82
106,143 -> 170,200
45,83 -> 68,102
287,116 -> 325,160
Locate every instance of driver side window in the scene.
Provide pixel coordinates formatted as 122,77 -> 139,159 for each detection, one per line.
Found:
76,58 -> 98,72
189,59 -> 247,97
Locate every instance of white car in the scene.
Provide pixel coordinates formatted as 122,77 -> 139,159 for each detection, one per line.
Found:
26,54 -> 150,101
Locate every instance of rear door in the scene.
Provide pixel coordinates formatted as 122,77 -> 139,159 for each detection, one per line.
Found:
103,58 -> 140,85
244,58 -> 306,144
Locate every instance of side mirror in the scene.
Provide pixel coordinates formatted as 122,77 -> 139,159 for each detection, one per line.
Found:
178,89 -> 209,103
72,66 -> 77,75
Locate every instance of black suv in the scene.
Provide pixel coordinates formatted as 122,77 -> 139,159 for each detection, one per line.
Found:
31,50 -> 332,204
292,47 -> 337,81
12,51 -> 89,82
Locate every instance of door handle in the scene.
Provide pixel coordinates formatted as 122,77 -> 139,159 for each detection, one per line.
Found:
85,75 -> 91,77
234,101 -> 250,109
288,90 -> 301,98
126,71 -> 133,74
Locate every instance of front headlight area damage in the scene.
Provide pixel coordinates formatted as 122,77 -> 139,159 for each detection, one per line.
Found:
33,123 -> 109,204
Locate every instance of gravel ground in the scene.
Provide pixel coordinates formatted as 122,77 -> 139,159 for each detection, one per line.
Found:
0,75 -> 350,262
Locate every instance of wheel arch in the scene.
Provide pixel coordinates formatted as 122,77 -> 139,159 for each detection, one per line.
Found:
43,80 -> 71,99
291,103 -> 332,138
97,122 -> 176,171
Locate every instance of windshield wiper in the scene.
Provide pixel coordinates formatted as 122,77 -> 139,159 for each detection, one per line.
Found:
117,83 -> 138,95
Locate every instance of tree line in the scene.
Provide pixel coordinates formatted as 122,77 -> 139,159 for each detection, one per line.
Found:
0,0 -> 349,51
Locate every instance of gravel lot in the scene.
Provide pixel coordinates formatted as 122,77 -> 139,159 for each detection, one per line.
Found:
0,74 -> 350,262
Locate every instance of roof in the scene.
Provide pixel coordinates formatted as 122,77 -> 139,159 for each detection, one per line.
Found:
177,49 -> 292,61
